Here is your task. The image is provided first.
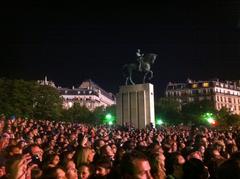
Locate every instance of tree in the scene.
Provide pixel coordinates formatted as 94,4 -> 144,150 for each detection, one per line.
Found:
0,79 -> 37,118
181,100 -> 216,125
91,105 -> 116,125
63,103 -> 93,123
33,85 -> 63,120
92,106 -> 105,125
155,97 -> 182,125
217,107 -> 240,126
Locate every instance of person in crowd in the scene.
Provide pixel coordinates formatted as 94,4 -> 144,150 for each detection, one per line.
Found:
41,167 -> 67,179
120,151 -> 153,179
149,151 -> 166,179
74,147 -> 95,168
0,116 -> 240,178
5,153 -> 38,179
216,157 -> 240,179
165,152 -> 185,179
42,153 -> 61,169
182,158 -> 209,179
63,160 -> 78,179
78,163 -> 93,179
0,162 -> 6,178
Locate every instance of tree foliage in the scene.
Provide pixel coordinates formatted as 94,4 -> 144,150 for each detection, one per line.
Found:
32,85 -> 63,120
61,103 -> 93,123
155,97 -> 182,124
0,78 -> 62,120
181,100 -> 216,125
217,107 -> 240,126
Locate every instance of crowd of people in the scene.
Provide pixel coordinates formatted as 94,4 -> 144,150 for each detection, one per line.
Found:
0,116 -> 240,179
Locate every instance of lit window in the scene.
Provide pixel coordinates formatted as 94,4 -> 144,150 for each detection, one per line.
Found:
192,84 -> 198,88
203,82 -> 209,87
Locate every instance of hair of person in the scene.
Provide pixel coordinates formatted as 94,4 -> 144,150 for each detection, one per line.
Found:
74,147 -> 93,167
120,150 -> 149,176
165,152 -> 182,175
78,163 -> 94,175
217,158 -> 240,179
41,167 -> 64,179
182,158 -> 208,179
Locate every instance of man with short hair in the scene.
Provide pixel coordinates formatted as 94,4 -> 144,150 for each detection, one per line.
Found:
120,151 -> 153,179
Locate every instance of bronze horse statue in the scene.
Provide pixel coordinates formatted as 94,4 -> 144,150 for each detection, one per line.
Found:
123,50 -> 157,85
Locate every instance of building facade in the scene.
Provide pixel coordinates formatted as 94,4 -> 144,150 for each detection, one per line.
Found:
38,77 -> 116,110
165,79 -> 240,115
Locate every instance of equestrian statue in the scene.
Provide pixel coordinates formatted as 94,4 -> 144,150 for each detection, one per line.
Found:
123,49 -> 157,85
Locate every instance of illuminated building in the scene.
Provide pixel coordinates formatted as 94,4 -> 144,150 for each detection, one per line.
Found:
38,77 -> 116,110
165,79 -> 240,114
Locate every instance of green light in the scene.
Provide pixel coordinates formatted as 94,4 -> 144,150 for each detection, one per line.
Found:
105,113 -> 114,125
156,119 -> 163,125
202,112 -> 216,125
207,117 -> 214,124
105,113 -> 112,120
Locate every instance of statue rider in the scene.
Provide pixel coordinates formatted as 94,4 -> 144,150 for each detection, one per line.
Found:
136,49 -> 144,72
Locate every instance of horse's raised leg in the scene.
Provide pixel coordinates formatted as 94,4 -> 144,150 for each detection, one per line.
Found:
143,72 -> 149,83
125,77 -> 129,85
129,76 -> 135,85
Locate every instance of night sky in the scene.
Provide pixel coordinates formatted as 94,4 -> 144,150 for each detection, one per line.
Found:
1,2 -> 240,97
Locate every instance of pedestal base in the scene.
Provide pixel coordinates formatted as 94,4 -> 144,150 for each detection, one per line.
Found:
116,83 -> 155,129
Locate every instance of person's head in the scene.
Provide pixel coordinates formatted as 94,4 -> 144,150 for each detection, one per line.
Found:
217,158 -> 240,179
7,145 -> 22,157
35,137 -> 42,146
171,142 -> 178,152
43,153 -> 60,169
95,158 -> 112,177
17,140 -> 27,149
51,154 -> 60,166
75,147 -> 95,167
149,152 -> 166,179
0,163 -> 6,177
42,167 -> 67,179
165,152 -> 185,177
78,164 -> 93,179
64,160 -> 78,179
100,145 -> 114,159
187,149 -> 203,161
94,139 -> 105,150
121,151 -> 153,179
156,152 -> 166,167
111,144 -> 117,154
65,160 -> 76,170
226,143 -> 238,157
183,158 -> 208,179
29,144 -> 43,161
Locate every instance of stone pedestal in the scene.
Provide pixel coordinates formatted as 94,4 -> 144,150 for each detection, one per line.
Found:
116,83 -> 155,129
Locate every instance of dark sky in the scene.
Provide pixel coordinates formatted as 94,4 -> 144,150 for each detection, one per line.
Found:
1,2 -> 240,97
